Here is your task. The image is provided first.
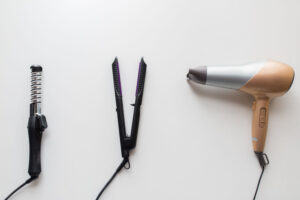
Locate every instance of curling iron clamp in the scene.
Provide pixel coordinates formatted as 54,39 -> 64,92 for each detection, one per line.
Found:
96,57 -> 147,199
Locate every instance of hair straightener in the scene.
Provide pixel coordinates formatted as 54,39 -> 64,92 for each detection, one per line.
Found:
4,66 -> 48,200
95,57 -> 147,199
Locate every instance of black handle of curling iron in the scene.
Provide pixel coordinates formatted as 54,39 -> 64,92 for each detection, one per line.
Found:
28,105 -> 47,178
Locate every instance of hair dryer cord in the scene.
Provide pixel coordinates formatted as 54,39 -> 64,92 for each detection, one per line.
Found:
253,165 -> 265,200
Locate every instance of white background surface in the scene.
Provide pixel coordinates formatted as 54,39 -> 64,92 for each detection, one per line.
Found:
0,0 -> 299,199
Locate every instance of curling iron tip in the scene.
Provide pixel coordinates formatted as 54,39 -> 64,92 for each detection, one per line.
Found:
30,65 -> 42,72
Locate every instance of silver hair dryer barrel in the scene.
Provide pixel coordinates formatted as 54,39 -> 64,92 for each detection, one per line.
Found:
187,61 -> 266,89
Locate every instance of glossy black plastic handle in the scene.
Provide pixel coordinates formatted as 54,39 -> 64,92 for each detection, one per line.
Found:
28,113 -> 47,178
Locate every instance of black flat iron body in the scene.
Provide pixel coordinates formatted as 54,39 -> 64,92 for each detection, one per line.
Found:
96,57 -> 147,199
112,57 -> 147,160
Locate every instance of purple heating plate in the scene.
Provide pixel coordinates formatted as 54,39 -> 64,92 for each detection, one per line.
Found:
135,60 -> 142,96
115,59 -> 122,95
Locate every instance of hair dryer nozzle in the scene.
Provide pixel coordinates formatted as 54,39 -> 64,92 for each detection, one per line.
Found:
187,66 -> 207,84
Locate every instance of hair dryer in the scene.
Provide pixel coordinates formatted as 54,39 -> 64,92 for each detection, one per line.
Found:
187,60 -> 294,199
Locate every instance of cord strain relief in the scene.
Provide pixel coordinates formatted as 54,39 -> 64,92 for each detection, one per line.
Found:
255,152 -> 270,168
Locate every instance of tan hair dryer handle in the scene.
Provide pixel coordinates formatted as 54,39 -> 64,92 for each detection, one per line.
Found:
252,97 -> 270,153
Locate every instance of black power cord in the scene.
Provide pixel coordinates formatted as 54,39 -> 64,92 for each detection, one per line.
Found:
253,152 -> 269,200
4,177 -> 36,200
253,166 -> 265,200
96,158 -> 130,199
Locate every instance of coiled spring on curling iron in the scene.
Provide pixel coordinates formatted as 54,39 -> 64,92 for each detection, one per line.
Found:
31,71 -> 42,104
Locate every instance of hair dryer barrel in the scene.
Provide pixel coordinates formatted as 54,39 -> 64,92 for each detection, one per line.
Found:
187,60 -> 294,97
187,61 -> 266,90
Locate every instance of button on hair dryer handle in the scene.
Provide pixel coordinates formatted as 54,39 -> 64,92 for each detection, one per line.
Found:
252,98 -> 269,153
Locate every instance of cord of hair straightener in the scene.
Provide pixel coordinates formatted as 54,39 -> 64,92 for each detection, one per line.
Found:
96,158 -> 130,200
253,166 -> 265,200
5,177 -> 36,200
